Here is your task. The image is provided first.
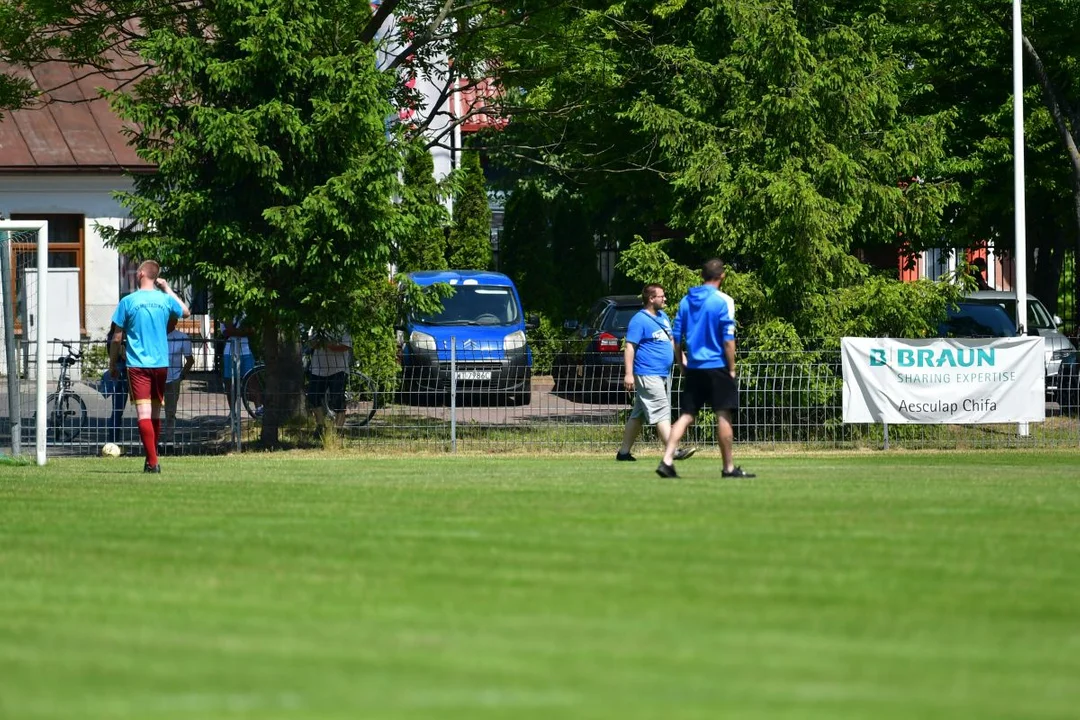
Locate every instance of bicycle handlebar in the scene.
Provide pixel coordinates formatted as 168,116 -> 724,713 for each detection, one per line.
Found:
49,339 -> 82,359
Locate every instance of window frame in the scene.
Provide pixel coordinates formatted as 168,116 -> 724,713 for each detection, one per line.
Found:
8,213 -> 86,336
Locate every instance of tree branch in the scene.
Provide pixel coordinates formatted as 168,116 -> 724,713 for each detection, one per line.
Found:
1022,34 -> 1080,179
360,0 -> 402,45
383,0 -> 457,75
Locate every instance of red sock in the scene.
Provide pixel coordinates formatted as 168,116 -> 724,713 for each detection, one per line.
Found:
152,418 -> 161,448
139,418 -> 158,467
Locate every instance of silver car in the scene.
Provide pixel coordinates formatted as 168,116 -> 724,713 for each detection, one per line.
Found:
965,291 -> 1077,398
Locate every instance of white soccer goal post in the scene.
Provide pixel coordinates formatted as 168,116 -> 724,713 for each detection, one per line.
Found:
0,220 -> 49,465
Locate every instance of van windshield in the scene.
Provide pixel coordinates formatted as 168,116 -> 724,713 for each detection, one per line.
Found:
414,286 -> 520,326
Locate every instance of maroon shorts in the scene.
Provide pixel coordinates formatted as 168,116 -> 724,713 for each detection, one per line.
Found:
128,367 -> 167,405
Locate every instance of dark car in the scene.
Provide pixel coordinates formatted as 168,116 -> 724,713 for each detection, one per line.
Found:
963,291 -> 1077,400
553,295 -> 643,398
1058,351 -> 1080,411
938,302 -> 1018,338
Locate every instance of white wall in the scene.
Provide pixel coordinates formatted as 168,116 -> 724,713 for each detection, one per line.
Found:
0,174 -> 134,340
372,14 -> 458,189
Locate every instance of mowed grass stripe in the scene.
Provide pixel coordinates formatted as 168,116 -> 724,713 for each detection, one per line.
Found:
1,453 -> 1078,719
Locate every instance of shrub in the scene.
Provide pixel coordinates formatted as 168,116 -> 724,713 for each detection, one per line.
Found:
526,311 -> 561,375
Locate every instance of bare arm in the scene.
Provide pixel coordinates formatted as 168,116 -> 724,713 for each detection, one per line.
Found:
154,277 -> 191,318
724,339 -> 736,377
672,338 -> 685,371
623,342 -> 636,391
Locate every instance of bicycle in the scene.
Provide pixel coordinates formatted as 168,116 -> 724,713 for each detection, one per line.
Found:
239,363 -> 378,427
35,340 -> 89,443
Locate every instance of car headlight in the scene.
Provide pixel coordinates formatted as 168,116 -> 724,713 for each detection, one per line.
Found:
503,330 -> 526,351
409,330 -> 436,351
1052,348 -> 1073,361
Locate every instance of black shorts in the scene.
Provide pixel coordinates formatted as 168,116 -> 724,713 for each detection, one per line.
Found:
680,367 -> 739,416
306,372 -> 347,411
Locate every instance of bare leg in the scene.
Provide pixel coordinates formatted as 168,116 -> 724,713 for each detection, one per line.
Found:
655,419 -> 671,447
135,400 -> 158,467
661,413 -> 695,465
718,409 -> 734,472
619,416 -> 643,455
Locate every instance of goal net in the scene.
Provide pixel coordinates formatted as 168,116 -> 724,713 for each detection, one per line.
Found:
1,220 -> 49,465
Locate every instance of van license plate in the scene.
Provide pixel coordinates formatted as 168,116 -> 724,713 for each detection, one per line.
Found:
455,370 -> 492,381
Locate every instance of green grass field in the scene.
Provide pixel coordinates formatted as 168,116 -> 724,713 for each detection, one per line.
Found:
2,451 -> 1079,719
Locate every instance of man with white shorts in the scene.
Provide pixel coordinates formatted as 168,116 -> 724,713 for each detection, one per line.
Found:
616,284 -> 696,462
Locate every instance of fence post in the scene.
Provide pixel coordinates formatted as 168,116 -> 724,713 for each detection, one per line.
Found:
231,338 -> 241,453
450,336 -> 457,453
883,421 -> 889,451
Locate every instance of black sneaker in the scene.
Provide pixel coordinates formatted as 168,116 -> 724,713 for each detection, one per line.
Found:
721,466 -> 755,478
615,451 -> 636,462
673,447 -> 698,461
144,461 -> 161,474
655,461 -> 678,479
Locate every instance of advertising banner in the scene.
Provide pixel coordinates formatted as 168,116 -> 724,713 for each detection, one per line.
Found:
842,337 -> 1046,424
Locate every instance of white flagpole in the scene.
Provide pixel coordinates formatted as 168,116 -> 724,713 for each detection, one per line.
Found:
1013,0 -> 1030,436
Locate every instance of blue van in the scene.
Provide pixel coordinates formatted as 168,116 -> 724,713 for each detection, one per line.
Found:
399,270 -> 536,405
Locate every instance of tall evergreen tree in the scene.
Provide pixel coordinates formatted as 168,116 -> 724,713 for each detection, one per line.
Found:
548,193 -> 602,318
447,151 -> 493,270
100,0 -> 405,446
397,142 -> 449,273
500,183 -> 558,315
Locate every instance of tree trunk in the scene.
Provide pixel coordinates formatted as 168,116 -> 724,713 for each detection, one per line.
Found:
1023,34 -> 1080,326
259,320 -> 305,448
1074,178 -> 1080,331
1029,221 -> 1065,314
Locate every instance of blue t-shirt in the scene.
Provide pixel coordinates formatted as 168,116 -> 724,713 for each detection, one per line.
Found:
625,309 -> 675,376
111,289 -> 184,368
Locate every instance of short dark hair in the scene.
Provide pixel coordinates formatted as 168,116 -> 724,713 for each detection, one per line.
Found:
701,258 -> 725,282
641,283 -> 664,304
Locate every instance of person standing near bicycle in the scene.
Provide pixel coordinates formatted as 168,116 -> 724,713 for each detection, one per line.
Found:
222,316 -> 258,412
102,323 -> 128,445
307,326 -> 352,435
109,261 -> 190,473
164,316 -> 195,445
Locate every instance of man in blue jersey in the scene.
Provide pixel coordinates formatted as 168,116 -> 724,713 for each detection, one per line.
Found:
109,261 -> 190,473
616,283 -> 697,462
657,259 -> 754,479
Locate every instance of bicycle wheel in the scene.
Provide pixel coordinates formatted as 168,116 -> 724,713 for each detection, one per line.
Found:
47,392 -> 87,442
334,371 -> 377,427
240,365 -> 267,419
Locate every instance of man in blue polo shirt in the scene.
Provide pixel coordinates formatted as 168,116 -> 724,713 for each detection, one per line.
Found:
615,283 -> 697,462
657,259 -> 754,479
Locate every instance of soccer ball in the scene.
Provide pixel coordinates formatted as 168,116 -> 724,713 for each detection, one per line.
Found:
100,442 -> 122,458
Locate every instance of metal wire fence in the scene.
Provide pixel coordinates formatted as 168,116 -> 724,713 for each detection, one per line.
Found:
1,338 -> 1078,457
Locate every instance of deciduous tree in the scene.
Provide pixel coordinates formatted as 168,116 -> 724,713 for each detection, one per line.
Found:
484,0 -> 960,337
